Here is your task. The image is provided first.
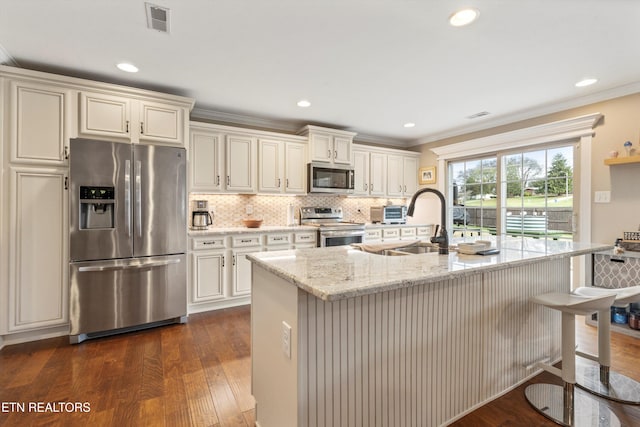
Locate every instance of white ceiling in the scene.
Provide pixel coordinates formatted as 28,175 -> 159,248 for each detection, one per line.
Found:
1,1 -> 640,146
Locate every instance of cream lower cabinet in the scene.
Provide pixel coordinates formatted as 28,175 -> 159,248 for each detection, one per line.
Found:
7,167 -> 68,332
230,235 -> 262,297
190,237 -> 227,304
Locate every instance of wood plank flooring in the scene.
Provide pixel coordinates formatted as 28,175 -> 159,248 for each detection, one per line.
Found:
2,307 -> 640,426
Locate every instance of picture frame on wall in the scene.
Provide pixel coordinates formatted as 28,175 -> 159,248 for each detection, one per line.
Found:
419,166 -> 436,184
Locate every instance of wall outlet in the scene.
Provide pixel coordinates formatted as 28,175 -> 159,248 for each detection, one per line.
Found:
594,191 -> 611,203
246,204 -> 254,214
282,321 -> 291,359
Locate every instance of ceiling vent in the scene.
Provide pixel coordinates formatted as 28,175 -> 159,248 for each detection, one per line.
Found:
145,3 -> 170,33
466,111 -> 490,119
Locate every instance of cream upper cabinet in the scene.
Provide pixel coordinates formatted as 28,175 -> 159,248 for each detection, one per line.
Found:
9,80 -> 70,166
299,125 -> 356,165
189,129 -> 223,192
403,156 -> 418,196
79,91 -> 187,146
370,152 -> 387,196
259,139 -> 307,194
353,149 -> 370,195
7,166 -> 68,332
387,154 -> 418,197
226,133 -> 257,193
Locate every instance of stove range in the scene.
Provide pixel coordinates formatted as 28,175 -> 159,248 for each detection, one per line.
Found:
299,207 -> 365,247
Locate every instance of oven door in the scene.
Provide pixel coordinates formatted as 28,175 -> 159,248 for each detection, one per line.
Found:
320,229 -> 365,247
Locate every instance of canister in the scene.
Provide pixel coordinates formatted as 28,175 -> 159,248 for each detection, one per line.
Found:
629,311 -> 640,330
611,307 -> 628,324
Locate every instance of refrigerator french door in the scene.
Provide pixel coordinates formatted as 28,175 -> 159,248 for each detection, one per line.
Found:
69,138 -> 187,343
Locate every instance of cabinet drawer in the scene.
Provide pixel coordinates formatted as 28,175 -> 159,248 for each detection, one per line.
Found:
192,237 -> 226,250
382,228 -> 400,239
400,228 -> 416,237
231,235 -> 262,248
365,229 -> 382,241
417,226 -> 432,237
294,232 -> 317,244
265,233 -> 292,246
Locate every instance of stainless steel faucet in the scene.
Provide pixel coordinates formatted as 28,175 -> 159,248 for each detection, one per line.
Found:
407,188 -> 449,254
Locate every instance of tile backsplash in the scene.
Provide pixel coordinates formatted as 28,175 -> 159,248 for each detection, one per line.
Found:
189,194 -> 408,228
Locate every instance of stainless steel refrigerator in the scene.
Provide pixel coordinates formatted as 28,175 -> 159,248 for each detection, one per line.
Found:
69,138 -> 187,343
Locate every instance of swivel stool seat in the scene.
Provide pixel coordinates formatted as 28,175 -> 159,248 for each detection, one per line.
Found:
525,291 -> 620,426
573,285 -> 640,404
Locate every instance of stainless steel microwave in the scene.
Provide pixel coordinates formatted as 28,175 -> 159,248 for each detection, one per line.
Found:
308,162 -> 355,194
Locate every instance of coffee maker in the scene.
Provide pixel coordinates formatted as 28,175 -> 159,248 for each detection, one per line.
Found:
191,200 -> 213,230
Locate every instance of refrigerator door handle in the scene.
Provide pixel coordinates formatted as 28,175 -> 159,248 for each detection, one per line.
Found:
135,160 -> 142,237
77,258 -> 181,273
124,159 -> 131,237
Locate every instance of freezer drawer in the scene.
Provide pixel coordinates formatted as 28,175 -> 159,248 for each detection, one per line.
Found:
69,254 -> 186,341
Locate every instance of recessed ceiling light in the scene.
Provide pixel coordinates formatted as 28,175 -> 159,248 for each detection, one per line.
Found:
297,100 -> 311,108
403,122 -> 416,128
575,78 -> 598,87
449,8 -> 479,27
117,63 -> 139,73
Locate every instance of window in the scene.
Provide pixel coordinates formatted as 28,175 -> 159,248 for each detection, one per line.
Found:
449,157 -> 497,238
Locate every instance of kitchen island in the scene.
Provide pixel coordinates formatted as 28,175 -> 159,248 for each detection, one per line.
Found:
247,237 -> 611,427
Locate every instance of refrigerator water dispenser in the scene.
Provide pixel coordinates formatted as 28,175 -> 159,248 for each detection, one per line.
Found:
79,186 -> 115,229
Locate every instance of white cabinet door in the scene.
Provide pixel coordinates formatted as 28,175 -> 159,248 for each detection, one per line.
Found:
258,139 -> 282,193
226,134 -> 256,193
10,81 -> 69,166
191,251 -> 225,303
231,247 -> 257,296
8,167 -> 68,332
352,150 -> 369,195
309,133 -> 333,162
333,136 -> 352,164
79,91 -> 131,139
386,155 -> 404,197
284,142 -> 306,194
403,156 -> 418,196
190,130 -> 223,192
139,100 -> 183,145
370,152 -> 387,196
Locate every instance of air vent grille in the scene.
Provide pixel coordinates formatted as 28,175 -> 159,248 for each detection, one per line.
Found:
145,3 -> 170,33
467,111 -> 491,119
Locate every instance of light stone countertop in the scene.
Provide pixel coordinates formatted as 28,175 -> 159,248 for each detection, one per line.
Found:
247,236 -> 612,301
188,223 -> 433,236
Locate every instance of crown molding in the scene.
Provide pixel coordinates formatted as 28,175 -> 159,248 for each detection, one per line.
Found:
190,107 -> 304,134
411,81 -> 640,147
0,43 -> 17,66
430,113 -> 603,160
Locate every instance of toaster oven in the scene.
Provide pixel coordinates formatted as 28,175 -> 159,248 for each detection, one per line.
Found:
370,205 -> 407,224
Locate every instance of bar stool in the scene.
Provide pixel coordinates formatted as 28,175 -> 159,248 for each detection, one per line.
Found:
573,285 -> 640,404
525,291 -> 620,426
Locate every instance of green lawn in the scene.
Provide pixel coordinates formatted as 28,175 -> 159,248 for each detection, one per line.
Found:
463,195 -> 573,208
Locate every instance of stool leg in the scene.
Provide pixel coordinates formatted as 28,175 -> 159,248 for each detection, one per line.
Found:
574,308 -> 640,404
561,312 -> 575,386
597,308 -> 611,385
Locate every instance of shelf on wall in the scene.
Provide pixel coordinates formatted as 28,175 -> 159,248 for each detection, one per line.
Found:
604,155 -> 640,165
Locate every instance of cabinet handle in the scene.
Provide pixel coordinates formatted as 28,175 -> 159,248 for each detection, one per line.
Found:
240,239 -> 252,243
364,183 -> 368,191
126,120 -> 129,133
222,256 -> 225,267
334,150 -> 337,159
399,185 -> 402,192
227,176 -> 230,186
327,149 -> 331,158
286,178 -> 289,188
64,146 -> 69,160
216,175 -> 220,186
278,178 -> 281,188
202,241 -> 217,245
64,176 -> 69,190
232,255 -> 236,266
404,185 -> 407,192
140,122 -> 144,134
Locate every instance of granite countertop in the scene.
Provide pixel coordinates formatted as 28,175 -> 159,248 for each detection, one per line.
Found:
247,237 -> 612,301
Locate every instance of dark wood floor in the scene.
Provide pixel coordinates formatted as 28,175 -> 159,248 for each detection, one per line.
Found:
1,307 -> 640,426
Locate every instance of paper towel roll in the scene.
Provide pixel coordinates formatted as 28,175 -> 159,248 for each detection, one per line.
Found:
287,204 -> 295,226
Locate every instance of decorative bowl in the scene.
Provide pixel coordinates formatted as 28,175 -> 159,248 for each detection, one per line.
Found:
242,219 -> 263,228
